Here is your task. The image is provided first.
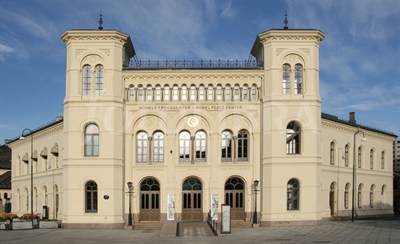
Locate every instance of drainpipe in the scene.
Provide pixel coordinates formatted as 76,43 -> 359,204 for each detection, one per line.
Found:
259,77 -> 263,222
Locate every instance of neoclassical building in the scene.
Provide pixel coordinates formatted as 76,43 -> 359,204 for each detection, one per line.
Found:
7,26 -> 396,229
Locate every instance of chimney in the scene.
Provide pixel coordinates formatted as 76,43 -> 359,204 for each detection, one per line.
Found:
349,112 -> 356,124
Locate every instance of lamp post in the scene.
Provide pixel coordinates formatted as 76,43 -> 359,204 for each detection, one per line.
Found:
352,127 -> 366,222
127,181 -> 133,226
20,128 -> 34,226
253,180 -> 259,225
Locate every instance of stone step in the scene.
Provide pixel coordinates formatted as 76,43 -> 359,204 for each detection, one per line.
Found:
133,221 -> 164,230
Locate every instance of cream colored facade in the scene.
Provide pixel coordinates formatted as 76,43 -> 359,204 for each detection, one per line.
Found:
7,27 -> 396,229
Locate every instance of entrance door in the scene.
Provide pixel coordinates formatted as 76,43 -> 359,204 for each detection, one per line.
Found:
225,177 -> 245,220
182,177 -> 202,221
329,182 -> 335,216
140,178 -> 160,221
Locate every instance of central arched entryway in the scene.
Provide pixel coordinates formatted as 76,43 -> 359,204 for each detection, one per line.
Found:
139,178 -> 160,221
225,177 -> 245,220
182,177 -> 203,221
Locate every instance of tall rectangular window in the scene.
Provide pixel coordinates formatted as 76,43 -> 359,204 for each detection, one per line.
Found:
95,65 -> 104,96
282,64 -> 290,94
85,181 -> 98,212
207,86 -> 213,101
164,86 -> 170,101
83,65 -> 91,96
294,64 -> 303,94
85,124 -> 99,156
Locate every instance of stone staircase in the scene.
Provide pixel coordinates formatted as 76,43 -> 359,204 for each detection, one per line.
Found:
133,221 -> 164,230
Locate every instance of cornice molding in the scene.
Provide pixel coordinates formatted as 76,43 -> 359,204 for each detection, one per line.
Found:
322,120 -> 394,142
123,73 -> 263,80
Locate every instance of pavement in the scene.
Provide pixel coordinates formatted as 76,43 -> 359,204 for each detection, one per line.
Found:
1,218 -> 400,244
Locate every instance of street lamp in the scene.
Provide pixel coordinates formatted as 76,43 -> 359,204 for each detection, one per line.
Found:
253,180 -> 259,225
20,128 -> 34,226
126,181 -> 134,226
352,127 -> 366,222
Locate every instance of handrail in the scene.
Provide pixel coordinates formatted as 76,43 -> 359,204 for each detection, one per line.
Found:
207,211 -> 218,236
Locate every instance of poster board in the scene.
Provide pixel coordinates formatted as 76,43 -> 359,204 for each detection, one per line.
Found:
221,204 -> 231,234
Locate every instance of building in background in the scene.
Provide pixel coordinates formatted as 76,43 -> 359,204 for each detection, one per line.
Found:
0,144 -> 12,212
6,25 -> 397,229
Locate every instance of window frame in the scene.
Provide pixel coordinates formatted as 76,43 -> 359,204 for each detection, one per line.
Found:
282,64 -> 291,95
221,130 -> 233,161
82,65 -> 91,96
294,64 -> 303,95
287,179 -> 299,210
95,65 -> 104,96
137,131 -> 148,162
85,181 -> 98,213
345,144 -> 349,167
286,122 -> 301,154
237,130 -> 248,161
84,124 -> 99,156
195,131 -> 206,161
153,131 -> 164,163
330,142 -> 335,165
179,131 -> 191,162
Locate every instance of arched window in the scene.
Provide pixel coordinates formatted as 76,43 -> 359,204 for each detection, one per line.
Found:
190,85 -> 196,101
345,144 -> 350,167
82,65 -> 91,96
330,142 -> 335,165
198,85 -> 205,101
153,132 -> 164,162
195,131 -> 206,161
282,64 -> 291,94
233,85 -> 240,101
146,86 -> 153,101
357,184 -> 363,208
95,65 -> 104,96
358,147 -> 362,168
242,85 -> 248,100
129,86 -> 135,101
344,183 -> 350,209
137,131 -> 148,162
251,85 -> 257,100
237,130 -> 248,161
181,85 -> 187,101
155,86 -> 162,101
207,85 -> 213,101
287,179 -> 299,210
287,122 -> 301,154
173,85 -> 179,101
164,85 -> 170,101
138,86 -> 144,101
85,181 -> 98,212
381,151 -> 385,169
221,130 -> 232,161
85,124 -> 99,156
370,185 -> 375,208
294,64 -> 303,94
225,85 -> 231,101
370,149 -> 374,169
179,131 -> 191,161
216,85 -> 222,101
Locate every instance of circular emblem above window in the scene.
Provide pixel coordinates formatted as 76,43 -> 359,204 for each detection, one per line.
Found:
187,116 -> 199,127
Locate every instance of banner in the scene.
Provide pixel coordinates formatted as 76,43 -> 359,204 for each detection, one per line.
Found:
210,194 -> 218,220
167,194 -> 175,221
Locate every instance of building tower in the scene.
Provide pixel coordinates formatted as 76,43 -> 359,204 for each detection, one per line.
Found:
251,28 -> 325,225
60,30 -> 135,228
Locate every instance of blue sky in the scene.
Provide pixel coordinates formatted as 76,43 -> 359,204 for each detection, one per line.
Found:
0,0 -> 399,144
